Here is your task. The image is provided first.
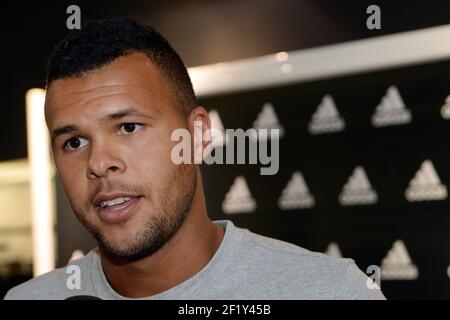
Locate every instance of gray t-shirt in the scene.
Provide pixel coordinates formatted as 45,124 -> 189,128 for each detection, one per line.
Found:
4,219 -> 385,300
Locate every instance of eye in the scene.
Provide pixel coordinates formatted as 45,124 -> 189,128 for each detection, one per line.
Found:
63,137 -> 88,151
119,123 -> 143,135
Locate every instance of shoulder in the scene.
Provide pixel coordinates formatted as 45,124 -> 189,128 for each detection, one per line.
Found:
4,251 -> 96,300
236,227 -> 386,299
4,267 -> 69,300
241,228 -> 352,272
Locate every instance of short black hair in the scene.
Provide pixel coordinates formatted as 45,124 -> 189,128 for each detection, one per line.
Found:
46,18 -> 197,116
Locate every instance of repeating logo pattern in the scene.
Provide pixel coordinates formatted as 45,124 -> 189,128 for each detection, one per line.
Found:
381,240 -> 419,280
371,86 -> 412,127
278,172 -> 315,210
251,102 -> 284,141
405,160 -> 447,201
339,166 -> 378,206
211,86 -> 450,283
308,95 -> 346,134
222,176 -> 257,214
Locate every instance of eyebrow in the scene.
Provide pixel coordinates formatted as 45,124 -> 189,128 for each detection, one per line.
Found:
51,125 -> 79,144
51,108 -> 154,143
100,108 -> 152,123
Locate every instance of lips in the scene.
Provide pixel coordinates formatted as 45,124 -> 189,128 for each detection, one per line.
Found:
99,196 -> 133,208
93,192 -> 139,207
93,193 -> 142,224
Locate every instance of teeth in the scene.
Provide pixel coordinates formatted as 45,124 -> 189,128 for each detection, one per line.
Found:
100,196 -> 132,208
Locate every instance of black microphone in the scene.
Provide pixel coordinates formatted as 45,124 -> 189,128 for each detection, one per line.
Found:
65,295 -> 103,300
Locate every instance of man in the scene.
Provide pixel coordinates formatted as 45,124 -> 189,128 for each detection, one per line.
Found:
5,19 -> 385,300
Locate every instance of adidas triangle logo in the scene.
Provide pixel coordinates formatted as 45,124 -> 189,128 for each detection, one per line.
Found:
278,172 -> 315,209
208,109 -> 227,148
251,102 -> 284,140
381,240 -> 419,280
339,166 -> 378,206
324,242 -> 343,259
441,95 -> 450,119
308,95 -> 345,134
405,160 -> 447,201
222,176 -> 256,214
371,86 -> 412,127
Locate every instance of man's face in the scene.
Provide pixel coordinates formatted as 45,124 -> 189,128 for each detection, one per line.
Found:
45,52 -> 197,261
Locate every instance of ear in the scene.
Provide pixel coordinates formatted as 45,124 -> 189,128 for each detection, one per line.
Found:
187,106 -> 212,162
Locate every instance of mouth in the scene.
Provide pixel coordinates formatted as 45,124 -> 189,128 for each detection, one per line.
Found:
99,196 -> 134,209
93,194 -> 142,224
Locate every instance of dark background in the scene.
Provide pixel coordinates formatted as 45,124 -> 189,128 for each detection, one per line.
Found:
3,0 -> 450,162
2,0 -> 450,299
199,59 -> 450,299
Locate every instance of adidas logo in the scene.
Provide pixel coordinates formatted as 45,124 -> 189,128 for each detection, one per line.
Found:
441,95 -> 450,119
251,102 -> 284,141
208,109 -> 227,148
371,86 -> 412,127
308,95 -> 345,134
339,166 -> 378,206
381,240 -> 419,280
278,172 -> 315,209
222,176 -> 257,214
405,160 -> 447,201
324,242 -> 343,259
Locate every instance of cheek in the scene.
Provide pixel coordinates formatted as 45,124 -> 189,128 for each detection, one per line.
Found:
56,158 -> 87,204
126,147 -> 171,186
124,134 -> 179,191
126,127 -> 177,171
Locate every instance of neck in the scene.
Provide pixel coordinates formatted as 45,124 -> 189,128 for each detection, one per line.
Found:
99,187 -> 225,298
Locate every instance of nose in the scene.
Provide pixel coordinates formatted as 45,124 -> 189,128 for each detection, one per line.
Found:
86,140 -> 126,179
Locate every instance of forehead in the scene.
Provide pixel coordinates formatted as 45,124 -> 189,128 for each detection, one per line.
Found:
45,52 -> 174,125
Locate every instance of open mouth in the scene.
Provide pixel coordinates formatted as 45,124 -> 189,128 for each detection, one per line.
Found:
99,196 -> 134,209
94,195 -> 142,224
